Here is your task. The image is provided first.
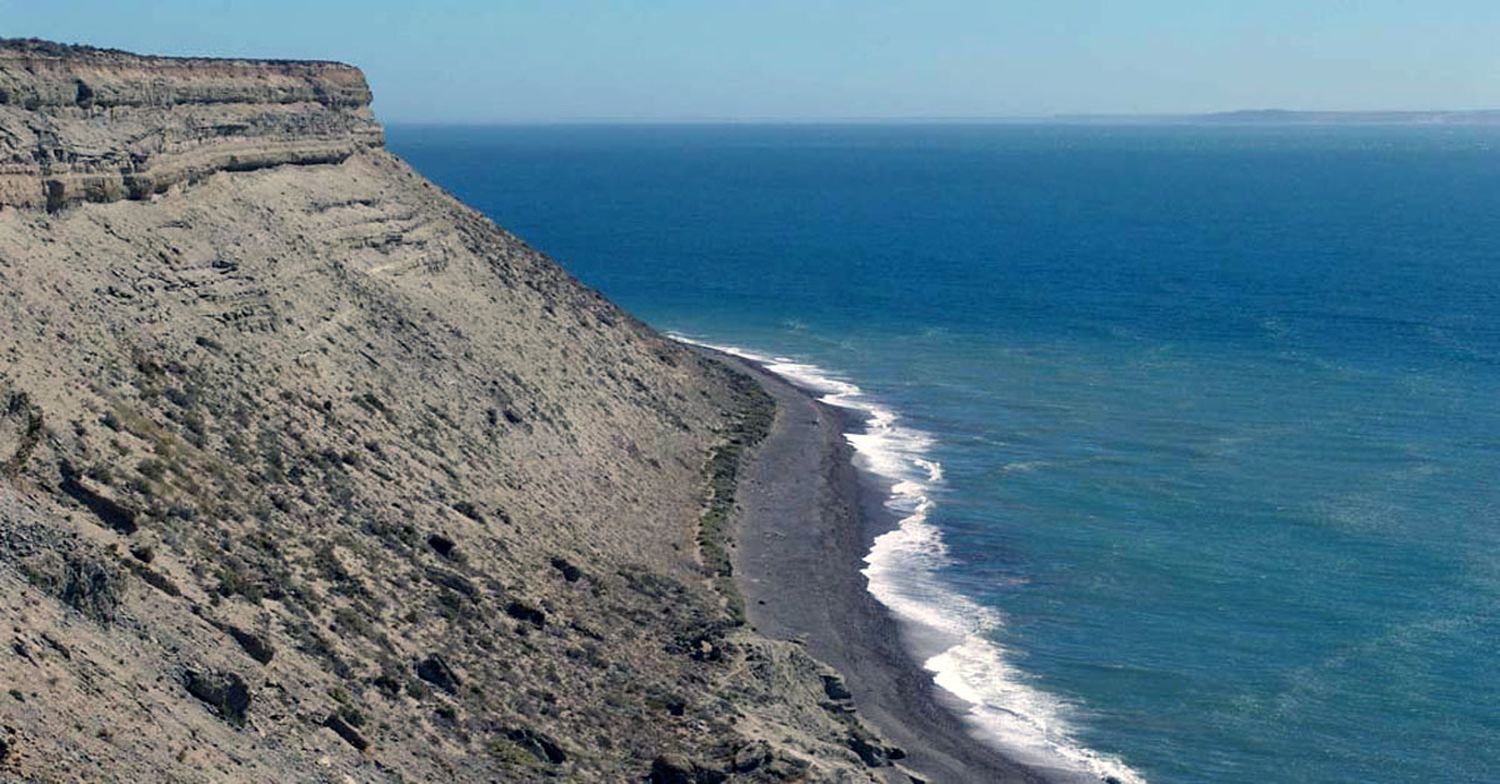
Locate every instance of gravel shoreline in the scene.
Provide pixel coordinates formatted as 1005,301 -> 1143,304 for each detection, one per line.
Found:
705,348 -> 1053,784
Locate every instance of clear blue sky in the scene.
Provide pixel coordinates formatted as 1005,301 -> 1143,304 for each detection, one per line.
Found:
4,1 -> 1499,122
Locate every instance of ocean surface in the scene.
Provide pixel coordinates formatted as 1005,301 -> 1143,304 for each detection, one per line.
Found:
389,124 -> 1500,783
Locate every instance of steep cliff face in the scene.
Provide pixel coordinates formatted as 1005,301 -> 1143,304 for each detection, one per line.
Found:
0,41 -> 897,783
0,40 -> 381,210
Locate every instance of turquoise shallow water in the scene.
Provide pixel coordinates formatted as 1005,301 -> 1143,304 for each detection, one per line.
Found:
390,124 -> 1500,782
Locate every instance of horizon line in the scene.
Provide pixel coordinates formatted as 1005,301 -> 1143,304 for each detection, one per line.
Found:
380,108 -> 1500,127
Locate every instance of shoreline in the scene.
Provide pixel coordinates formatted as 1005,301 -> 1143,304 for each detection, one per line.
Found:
703,347 -> 1055,784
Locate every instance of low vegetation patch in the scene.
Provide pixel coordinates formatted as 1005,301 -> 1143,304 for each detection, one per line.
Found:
697,371 -> 774,625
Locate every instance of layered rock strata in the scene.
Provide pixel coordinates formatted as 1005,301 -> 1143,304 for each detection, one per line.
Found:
0,40 -> 381,210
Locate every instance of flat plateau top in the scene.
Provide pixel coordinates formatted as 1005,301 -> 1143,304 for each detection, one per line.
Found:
0,37 -> 353,69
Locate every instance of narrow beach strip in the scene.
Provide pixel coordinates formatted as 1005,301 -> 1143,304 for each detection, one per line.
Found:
681,336 -> 1144,784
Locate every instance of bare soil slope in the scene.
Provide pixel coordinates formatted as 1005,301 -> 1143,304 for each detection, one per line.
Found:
0,40 -> 906,783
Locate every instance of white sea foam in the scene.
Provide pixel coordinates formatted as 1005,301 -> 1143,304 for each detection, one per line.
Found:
672,333 -> 1147,784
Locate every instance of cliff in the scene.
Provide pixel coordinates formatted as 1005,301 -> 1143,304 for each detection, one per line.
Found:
0,40 -> 380,210
0,40 -> 904,783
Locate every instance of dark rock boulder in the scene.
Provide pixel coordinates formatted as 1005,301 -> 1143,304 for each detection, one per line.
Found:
225,625 -> 275,665
451,500 -> 484,522
21,548 -> 123,623
502,726 -> 566,764
731,740 -> 772,773
549,556 -> 583,582
415,654 -> 460,693
765,753 -> 812,780
371,673 -> 402,699
820,673 -> 853,701
183,669 -> 250,724
648,753 -> 728,784
424,567 -> 477,597
124,560 -> 182,597
426,533 -> 457,559
503,600 -> 546,629
847,726 -> 905,767
669,623 -> 731,663
324,712 -> 370,751
649,754 -> 696,784
57,462 -> 138,534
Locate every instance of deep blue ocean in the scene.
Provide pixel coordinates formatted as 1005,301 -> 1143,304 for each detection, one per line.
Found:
389,124 -> 1500,783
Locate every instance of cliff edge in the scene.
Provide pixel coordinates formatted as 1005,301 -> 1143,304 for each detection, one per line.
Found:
0,40 -> 907,783
0,40 -> 381,211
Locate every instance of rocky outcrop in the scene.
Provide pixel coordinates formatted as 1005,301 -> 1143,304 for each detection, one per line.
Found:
0,39 -> 381,211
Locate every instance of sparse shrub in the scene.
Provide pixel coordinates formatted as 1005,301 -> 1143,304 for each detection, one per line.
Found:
137,458 -> 167,482
215,560 -> 265,602
332,606 -> 375,640
488,739 -> 543,768
1,390 -> 43,477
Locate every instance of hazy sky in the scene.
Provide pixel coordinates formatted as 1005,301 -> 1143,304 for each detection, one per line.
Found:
4,1 -> 1499,122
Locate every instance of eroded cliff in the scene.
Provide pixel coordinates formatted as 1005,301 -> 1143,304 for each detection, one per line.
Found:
0,40 -> 381,210
0,40 -> 904,783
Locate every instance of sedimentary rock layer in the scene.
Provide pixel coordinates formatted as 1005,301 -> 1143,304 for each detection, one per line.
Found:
0,40 -> 382,210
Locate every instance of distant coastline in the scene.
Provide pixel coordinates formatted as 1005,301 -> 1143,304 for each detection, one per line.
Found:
1050,109 -> 1500,126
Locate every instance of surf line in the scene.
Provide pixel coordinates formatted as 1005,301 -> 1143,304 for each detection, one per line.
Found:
671,334 -> 1146,784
